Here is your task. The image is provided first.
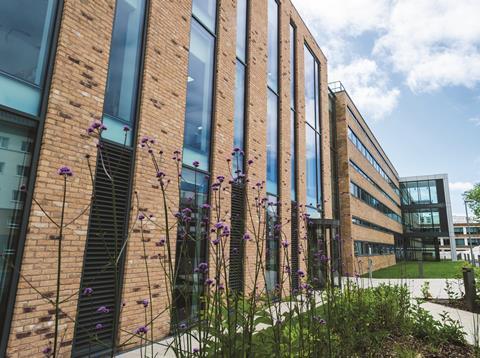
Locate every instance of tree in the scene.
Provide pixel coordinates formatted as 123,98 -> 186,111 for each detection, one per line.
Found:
464,183 -> 480,220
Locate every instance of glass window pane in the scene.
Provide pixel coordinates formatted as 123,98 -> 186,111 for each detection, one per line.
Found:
236,0 -> 247,62
266,90 -> 278,195
316,130 -> 322,206
173,167 -> 209,323
0,114 -> 35,334
429,180 -> 438,203
102,0 -> 146,146
267,0 -> 278,92
266,195 -> 278,292
306,125 -> 317,207
192,0 -> 217,32
233,61 -> 245,174
0,0 -> 56,115
304,46 -> 316,128
418,181 -> 431,204
407,181 -> 419,204
182,20 -> 215,171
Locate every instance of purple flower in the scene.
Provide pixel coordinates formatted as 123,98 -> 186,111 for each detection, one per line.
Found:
96,306 -> 110,314
95,323 -> 104,330
57,166 -> 73,177
192,161 -> 200,168
197,262 -> 208,273
211,238 -> 220,245
91,120 -> 102,129
138,214 -> 145,221
297,270 -> 305,278
20,184 -> 27,192
218,283 -> 225,291
214,222 -> 224,230
281,240 -> 289,248
141,136 -> 149,144
248,159 -> 254,165
217,175 -> 225,183
123,125 -> 131,132
42,346 -> 52,356
134,326 -> 149,335
180,323 -> 187,330
156,171 -> 165,178
156,239 -> 166,247
242,233 -> 251,241
205,278 -> 215,286
201,203 -> 211,210
83,287 -> 93,296
87,126 -> 94,134
142,299 -> 149,308
193,348 -> 200,354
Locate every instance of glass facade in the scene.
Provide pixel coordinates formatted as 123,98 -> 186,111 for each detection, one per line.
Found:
0,0 -> 57,115
401,180 -> 439,205
304,45 -> 322,216
403,208 -> 442,233
102,0 -> 146,146
267,0 -> 278,92
174,0 -> 217,324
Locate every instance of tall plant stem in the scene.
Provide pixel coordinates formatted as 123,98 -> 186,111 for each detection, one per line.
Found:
53,176 -> 67,357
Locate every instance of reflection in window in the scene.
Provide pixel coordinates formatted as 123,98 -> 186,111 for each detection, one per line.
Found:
0,115 -> 35,338
236,0 -> 247,63
173,168 -> 209,324
267,0 -> 278,92
0,0 -> 57,115
192,0 -> 217,33
102,0 -> 146,146
182,20 -> 216,171
265,196 -> 279,292
266,91 -> 278,195
304,45 -> 322,212
290,24 -> 297,201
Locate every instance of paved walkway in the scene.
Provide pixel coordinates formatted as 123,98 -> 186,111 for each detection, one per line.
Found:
342,277 -> 464,299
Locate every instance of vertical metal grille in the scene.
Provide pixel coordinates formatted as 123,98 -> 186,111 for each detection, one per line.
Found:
72,141 -> 132,357
229,182 -> 245,292
291,202 -> 299,290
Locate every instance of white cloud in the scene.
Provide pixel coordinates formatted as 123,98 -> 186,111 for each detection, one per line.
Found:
293,0 -> 480,95
373,0 -> 480,92
449,182 -> 474,191
469,117 -> 480,126
329,59 -> 400,120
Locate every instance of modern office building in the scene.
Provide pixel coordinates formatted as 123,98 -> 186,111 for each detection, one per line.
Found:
330,83 -> 403,275
0,0 -> 458,356
398,175 -> 456,261
0,0 -> 341,356
440,215 -> 480,260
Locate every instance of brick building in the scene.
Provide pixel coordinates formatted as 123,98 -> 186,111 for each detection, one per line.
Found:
0,0 -> 455,356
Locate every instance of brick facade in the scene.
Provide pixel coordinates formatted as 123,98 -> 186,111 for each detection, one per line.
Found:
3,0 -> 336,356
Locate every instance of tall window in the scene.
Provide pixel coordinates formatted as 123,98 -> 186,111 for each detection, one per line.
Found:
304,45 -> 322,218
233,0 -> 248,173
266,0 -> 279,293
175,0 -> 217,324
290,24 -> 297,201
0,0 -> 57,116
102,0 -> 147,146
229,0 -> 248,293
0,113 -> 35,340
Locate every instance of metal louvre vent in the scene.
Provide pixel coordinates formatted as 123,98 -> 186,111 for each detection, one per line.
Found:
291,202 -> 299,290
72,141 -> 132,357
229,181 -> 245,292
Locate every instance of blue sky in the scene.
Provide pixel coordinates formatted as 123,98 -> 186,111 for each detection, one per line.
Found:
292,0 -> 480,215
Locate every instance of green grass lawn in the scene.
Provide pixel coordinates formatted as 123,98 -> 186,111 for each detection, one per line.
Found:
365,260 -> 468,279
